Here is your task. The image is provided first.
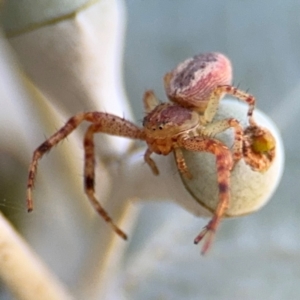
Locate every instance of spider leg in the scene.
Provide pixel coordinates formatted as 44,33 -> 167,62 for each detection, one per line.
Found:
180,136 -> 233,254
27,112 -> 145,213
199,118 -> 243,165
203,85 -> 256,126
143,90 -> 160,113
173,147 -> 192,179
27,113 -> 86,212
84,124 -> 128,240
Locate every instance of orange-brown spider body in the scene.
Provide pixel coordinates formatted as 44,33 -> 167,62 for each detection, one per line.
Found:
27,52 -> 276,254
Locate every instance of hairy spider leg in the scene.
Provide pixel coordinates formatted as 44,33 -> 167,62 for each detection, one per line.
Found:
203,85 -> 256,127
27,112 -> 145,239
198,118 -> 244,164
179,136 -> 233,255
173,148 -> 192,179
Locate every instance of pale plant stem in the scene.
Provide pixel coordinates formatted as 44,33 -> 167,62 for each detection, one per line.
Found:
0,212 -> 74,300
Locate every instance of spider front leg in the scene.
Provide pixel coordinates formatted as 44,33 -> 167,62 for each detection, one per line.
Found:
199,118 -> 244,165
203,85 -> 256,126
83,123 -> 134,240
173,148 -> 192,179
27,112 -> 145,239
180,136 -> 233,254
27,112 -> 88,211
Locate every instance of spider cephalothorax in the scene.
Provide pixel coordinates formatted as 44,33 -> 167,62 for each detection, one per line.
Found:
27,52 -> 276,254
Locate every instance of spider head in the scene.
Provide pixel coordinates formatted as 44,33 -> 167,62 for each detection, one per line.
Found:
143,103 -> 199,138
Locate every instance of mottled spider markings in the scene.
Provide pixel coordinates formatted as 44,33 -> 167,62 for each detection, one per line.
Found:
27,52 -> 275,254
164,52 -> 256,124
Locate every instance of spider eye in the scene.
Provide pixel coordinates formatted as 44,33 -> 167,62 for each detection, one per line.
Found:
158,125 -> 164,130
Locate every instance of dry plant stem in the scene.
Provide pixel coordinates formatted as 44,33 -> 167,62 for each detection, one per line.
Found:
0,213 -> 73,300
